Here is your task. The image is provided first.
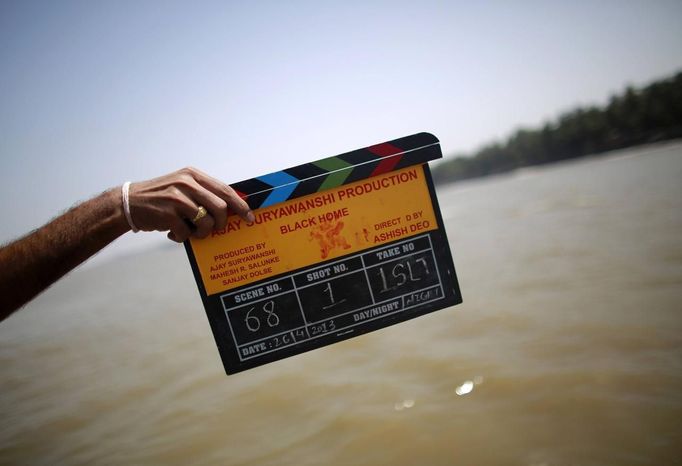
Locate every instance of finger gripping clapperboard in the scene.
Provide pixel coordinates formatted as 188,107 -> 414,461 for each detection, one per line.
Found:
184,132 -> 463,375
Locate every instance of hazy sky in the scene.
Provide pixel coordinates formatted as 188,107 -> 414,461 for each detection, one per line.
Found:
1,0 -> 681,256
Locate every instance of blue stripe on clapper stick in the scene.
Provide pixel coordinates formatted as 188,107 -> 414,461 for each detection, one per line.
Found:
257,171 -> 300,208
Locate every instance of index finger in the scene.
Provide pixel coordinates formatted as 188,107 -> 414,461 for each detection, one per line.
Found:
184,167 -> 254,223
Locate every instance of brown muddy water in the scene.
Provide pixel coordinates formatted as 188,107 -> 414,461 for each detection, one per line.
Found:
1,142 -> 681,465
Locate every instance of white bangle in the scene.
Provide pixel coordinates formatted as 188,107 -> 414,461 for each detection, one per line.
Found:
121,181 -> 139,233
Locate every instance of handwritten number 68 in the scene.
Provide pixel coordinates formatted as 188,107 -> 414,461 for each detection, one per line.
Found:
245,300 -> 280,332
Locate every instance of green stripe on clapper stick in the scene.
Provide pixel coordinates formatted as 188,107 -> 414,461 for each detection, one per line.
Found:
314,157 -> 353,191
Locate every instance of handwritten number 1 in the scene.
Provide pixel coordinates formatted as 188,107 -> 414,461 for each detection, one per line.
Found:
322,282 -> 346,310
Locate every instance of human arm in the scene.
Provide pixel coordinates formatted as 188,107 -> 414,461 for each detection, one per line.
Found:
0,167 -> 253,321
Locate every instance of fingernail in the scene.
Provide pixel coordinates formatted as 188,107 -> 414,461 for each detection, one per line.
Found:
246,211 -> 255,223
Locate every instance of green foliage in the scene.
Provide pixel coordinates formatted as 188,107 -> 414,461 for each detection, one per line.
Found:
432,71 -> 682,184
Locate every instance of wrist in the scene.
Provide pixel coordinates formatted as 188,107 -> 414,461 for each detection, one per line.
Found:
103,187 -> 132,236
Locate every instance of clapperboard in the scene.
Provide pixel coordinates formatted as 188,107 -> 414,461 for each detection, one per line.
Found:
184,132 -> 462,374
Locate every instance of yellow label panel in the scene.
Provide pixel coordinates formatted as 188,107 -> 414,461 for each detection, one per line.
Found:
189,165 -> 437,296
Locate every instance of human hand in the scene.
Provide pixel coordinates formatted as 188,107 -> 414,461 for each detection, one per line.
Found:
127,167 -> 254,242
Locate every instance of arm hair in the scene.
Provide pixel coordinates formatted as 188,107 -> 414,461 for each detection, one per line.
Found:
0,188 -> 130,321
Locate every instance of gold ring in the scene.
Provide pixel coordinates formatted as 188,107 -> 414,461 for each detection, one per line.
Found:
192,206 -> 208,223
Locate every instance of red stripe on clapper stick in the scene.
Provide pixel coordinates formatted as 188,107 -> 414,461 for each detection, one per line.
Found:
368,143 -> 403,176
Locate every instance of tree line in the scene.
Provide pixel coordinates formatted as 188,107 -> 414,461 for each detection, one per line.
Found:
432,70 -> 682,184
